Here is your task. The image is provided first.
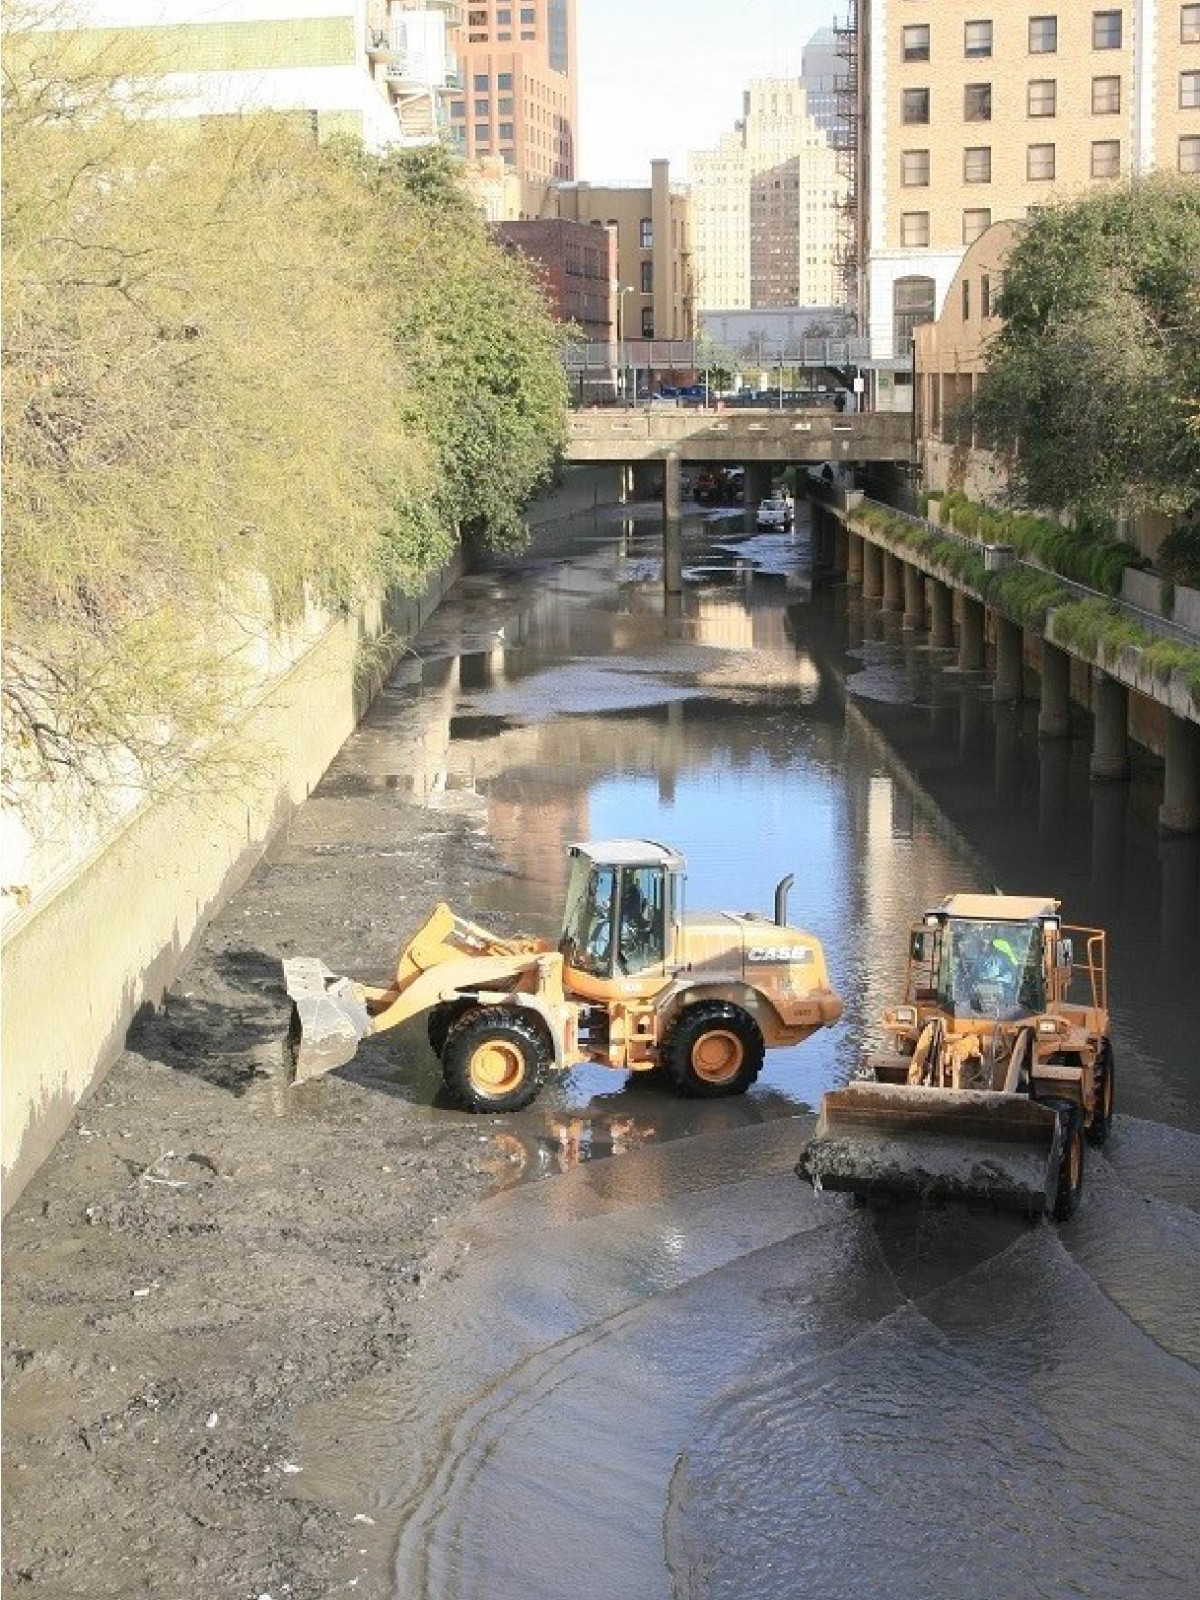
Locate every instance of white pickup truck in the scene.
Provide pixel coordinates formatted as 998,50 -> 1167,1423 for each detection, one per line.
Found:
756,493 -> 794,531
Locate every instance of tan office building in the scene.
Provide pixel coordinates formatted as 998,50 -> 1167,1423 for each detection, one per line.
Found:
447,0 -> 576,185
688,78 -> 845,312
847,1 -> 1200,358
553,161 -> 694,339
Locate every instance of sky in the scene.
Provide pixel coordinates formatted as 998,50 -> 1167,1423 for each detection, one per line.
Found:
576,0 -> 838,182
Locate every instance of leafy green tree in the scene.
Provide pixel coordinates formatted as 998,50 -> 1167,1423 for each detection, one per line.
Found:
1,20 -> 565,813
973,176 -> 1200,523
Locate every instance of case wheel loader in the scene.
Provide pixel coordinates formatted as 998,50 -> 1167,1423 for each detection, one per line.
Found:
797,893 -> 1113,1221
284,840 -> 843,1113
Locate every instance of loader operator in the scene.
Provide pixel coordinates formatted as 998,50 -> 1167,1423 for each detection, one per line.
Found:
954,925 -> 1020,1012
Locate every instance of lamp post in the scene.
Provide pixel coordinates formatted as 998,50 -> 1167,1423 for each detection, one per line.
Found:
617,284 -> 634,405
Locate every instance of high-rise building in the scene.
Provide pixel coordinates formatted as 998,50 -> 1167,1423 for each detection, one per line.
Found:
841,1 -> 1200,360
552,161 -> 694,339
801,27 -> 847,146
687,79 -> 846,313
51,0 -> 459,150
447,0 -> 577,185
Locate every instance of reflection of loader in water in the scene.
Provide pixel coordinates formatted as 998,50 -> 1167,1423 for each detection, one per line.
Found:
285,840 -> 842,1114
798,894 -> 1114,1221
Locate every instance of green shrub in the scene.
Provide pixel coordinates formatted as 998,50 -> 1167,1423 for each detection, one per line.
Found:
1158,523 -> 1200,590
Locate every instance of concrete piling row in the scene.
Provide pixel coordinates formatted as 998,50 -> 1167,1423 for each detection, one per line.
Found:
818,513 -> 1200,836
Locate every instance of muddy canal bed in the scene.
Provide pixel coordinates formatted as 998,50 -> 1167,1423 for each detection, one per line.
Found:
4,500 -> 1200,1599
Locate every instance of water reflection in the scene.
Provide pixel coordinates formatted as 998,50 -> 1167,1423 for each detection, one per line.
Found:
337,497 -> 1199,1144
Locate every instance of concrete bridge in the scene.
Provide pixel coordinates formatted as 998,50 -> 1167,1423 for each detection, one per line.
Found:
565,408 -> 915,466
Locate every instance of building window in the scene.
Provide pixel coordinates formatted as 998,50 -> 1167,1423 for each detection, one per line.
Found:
962,278 -> 971,320
1028,78 -> 1057,115
902,148 -> 931,185
474,98 -> 489,115
981,273 -> 992,316
1091,139 -> 1121,176
903,24 -> 931,62
963,207 -> 992,243
1181,135 -> 1200,171
965,19 -> 993,57
497,72 -> 513,90
1093,10 -> 1123,48
468,8 -> 486,23
1184,5 -> 1200,43
1092,74 -> 1121,112
1182,70 -> 1200,106
641,307 -> 654,338
498,122 -> 514,141
1028,141 -> 1056,179
640,260 -> 653,292
496,7 -> 511,20
498,97 -> 514,113
639,217 -> 653,248
901,210 -> 930,246
963,145 -> 992,182
473,73 -> 489,90
1030,15 -> 1058,52
451,100 -> 465,118
474,123 -> 490,143
521,6 -> 535,21
903,87 -> 930,122
965,83 -> 992,120
893,275 -> 937,357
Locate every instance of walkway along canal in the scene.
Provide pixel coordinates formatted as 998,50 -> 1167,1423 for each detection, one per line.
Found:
3,490 -> 1199,1598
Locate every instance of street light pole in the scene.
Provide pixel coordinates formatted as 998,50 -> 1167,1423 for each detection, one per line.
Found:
617,284 -> 634,405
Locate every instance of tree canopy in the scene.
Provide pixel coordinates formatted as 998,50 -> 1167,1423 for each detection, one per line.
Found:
973,176 -> 1200,523
1,16 -> 566,812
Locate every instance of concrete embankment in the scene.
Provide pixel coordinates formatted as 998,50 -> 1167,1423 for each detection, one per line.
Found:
0,561 -> 465,1210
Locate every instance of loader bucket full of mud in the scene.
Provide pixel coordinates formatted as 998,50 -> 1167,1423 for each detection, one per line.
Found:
283,959 -> 372,1084
797,1083 -> 1062,1215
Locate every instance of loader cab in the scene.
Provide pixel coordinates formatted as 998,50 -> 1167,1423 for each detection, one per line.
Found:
560,840 -> 685,989
908,894 -> 1062,1023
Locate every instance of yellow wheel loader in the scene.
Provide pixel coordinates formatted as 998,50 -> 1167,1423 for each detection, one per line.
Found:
284,840 -> 843,1113
797,894 -> 1113,1221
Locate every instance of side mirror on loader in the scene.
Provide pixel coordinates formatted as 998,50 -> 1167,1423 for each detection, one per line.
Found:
1057,938 -> 1074,970
910,931 -> 932,964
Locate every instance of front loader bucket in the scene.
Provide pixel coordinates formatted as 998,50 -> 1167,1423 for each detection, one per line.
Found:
283,958 -> 372,1084
797,1083 -> 1061,1215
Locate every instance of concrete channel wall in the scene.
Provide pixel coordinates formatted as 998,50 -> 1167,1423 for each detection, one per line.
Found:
0,558 -> 461,1211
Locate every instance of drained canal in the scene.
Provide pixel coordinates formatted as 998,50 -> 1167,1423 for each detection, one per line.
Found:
294,493 -> 1200,1599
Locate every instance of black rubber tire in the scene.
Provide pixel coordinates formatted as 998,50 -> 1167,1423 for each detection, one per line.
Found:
1046,1100 -> 1086,1222
661,1002 -> 765,1099
1086,1039 -> 1115,1147
427,1000 -> 480,1059
440,1007 -> 551,1114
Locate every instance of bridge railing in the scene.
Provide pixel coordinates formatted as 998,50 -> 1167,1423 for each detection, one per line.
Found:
564,337 -> 874,372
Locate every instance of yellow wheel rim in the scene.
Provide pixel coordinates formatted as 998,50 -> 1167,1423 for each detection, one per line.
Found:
469,1040 -> 526,1094
691,1029 -> 745,1085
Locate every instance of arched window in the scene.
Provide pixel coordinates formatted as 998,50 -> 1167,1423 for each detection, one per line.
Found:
893,275 -> 936,356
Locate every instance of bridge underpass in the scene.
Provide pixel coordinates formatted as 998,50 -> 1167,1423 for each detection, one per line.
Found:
565,408 -> 916,596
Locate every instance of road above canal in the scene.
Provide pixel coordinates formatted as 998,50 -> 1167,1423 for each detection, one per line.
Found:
4,495 -> 1199,1599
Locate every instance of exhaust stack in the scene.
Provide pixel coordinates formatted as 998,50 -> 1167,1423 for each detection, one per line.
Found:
774,873 -> 795,926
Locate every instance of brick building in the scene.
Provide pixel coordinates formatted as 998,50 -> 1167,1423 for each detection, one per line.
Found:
492,217 -> 616,340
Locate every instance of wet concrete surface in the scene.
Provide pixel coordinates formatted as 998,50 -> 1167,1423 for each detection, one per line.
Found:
4,497 -> 1200,1598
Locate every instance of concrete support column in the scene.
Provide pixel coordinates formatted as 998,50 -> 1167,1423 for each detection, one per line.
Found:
846,530 -> 864,587
1089,669 -> 1129,782
834,524 -> 849,577
958,596 -> 985,672
881,551 -> 904,612
1159,713 -> 1200,835
994,617 -> 1024,703
1038,642 -> 1072,738
902,564 -> 926,630
862,540 -> 883,600
744,462 -> 772,529
662,450 -> 683,596
929,579 -> 954,647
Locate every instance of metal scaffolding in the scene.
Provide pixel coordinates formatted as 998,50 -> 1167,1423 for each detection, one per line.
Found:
833,3 -> 861,327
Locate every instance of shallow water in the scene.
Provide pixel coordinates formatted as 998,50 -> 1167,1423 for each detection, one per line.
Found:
296,498 -> 1200,1598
